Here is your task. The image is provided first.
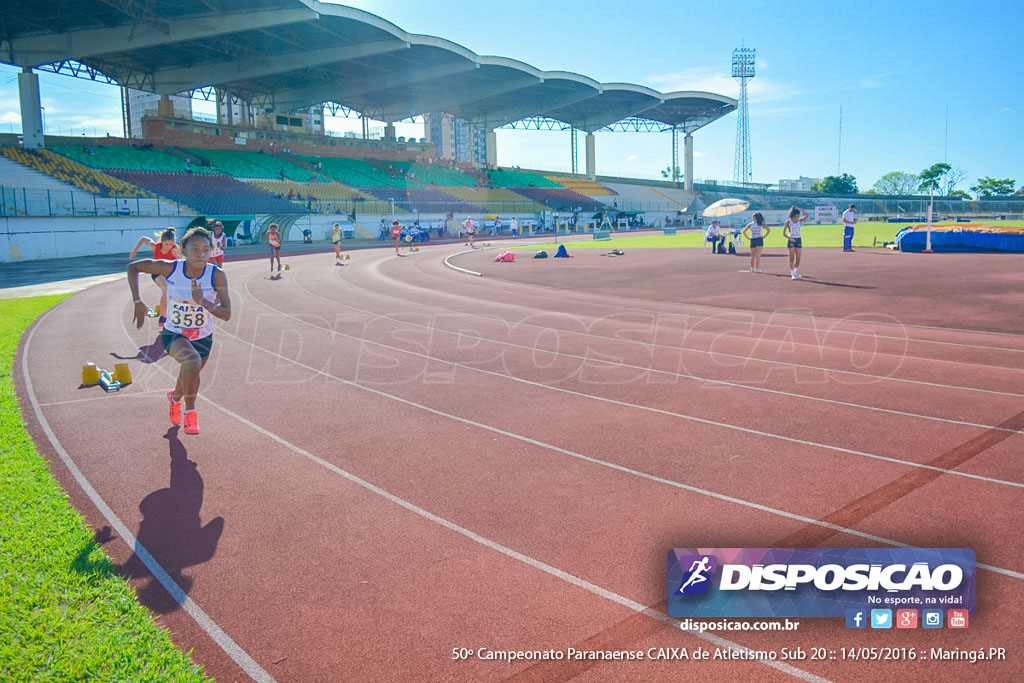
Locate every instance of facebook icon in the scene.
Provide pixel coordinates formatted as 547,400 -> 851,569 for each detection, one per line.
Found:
846,609 -> 867,629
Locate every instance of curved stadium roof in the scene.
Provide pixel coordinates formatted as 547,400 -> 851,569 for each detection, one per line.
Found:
1,0 -> 736,133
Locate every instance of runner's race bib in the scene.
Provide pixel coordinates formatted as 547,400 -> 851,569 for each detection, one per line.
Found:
169,300 -> 207,339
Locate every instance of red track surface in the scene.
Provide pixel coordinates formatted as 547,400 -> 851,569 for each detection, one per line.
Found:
15,243 -> 1024,682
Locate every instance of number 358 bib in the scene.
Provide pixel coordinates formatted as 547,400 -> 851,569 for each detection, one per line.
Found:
168,301 -> 208,340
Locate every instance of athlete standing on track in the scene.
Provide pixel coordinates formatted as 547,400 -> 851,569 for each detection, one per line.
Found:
391,220 -> 403,255
209,220 -> 227,268
266,222 -> 282,272
331,222 -> 344,262
464,216 -> 476,248
128,226 -> 232,435
742,212 -> 770,273
129,227 -> 181,329
783,206 -> 809,279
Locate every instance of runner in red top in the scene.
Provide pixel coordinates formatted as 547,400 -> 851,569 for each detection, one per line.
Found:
129,227 -> 181,328
391,220 -> 403,256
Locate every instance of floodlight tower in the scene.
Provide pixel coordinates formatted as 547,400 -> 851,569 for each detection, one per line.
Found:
732,47 -> 755,184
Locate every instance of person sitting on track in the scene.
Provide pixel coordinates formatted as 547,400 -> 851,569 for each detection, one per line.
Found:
128,226 -> 232,435
129,227 -> 181,329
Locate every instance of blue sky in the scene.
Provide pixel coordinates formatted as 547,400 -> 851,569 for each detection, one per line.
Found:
1,0 -> 1021,191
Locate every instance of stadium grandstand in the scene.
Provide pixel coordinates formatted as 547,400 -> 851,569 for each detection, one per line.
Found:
0,1 -> 1019,260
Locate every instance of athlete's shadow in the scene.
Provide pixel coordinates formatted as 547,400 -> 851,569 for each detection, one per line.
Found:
117,427 -> 224,614
110,334 -> 166,363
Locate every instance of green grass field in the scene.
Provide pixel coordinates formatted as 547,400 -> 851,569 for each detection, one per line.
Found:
0,295 -> 208,682
514,221 -> 1024,250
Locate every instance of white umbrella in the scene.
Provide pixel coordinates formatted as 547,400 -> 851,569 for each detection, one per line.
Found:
702,198 -> 750,217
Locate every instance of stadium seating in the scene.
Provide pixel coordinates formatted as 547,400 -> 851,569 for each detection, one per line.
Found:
303,156 -> 420,188
506,187 -> 605,212
440,187 -> 546,213
361,187 -> 479,214
184,148 -> 318,181
107,170 -> 299,215
1,146 -> 151,198
487,168 -> 562,188
407,163 -> 477,186
53,145 -> 219,174
546,175 -> 616,195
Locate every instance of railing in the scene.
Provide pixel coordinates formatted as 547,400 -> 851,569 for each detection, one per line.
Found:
0,185 -> 196,217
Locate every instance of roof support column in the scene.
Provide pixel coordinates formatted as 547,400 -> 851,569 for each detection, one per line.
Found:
18,68 -> 44,149
585,132 -> 596,181
570,128 -> 578,175
384,123 -> 396,141
485,129 -> 497,167
684,132 -> 694,191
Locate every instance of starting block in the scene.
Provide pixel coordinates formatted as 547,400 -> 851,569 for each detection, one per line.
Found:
82,362 -> 100,386
112,363 -> 132,386
82,362 -> 121,391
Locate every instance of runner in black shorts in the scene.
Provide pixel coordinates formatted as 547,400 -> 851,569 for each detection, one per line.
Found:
783,206 -> 809,280
128,226 -> 232,435
742,212 -> 770,273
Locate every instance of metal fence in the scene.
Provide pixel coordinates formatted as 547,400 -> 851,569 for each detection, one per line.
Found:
0,185 -> 196,218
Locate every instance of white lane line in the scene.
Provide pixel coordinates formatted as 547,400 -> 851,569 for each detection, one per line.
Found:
443,249 -> 482,277
23,304 -> 275,683
244,278 -> 1024,488
345,259 -> 1024,397
428,250 -> 1024,348
209,316 -> 1024,582
112,315 -> 826,683
287,270 -> 1022,435
40,387 -> 167,407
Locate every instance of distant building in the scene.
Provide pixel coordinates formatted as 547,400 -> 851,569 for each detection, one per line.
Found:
425,112 -> 488,164
779,176 -> 819,192
125,88 -> 192,138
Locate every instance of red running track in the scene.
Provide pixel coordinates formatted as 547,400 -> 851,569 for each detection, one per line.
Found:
15,242 -> 1024,682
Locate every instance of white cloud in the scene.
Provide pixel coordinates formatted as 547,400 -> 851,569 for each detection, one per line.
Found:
0,111 -> 20,124
644,66 -> 801,103
626,154 -> 638,161
693,150 -> 706,158
1000,106 -> 1011,112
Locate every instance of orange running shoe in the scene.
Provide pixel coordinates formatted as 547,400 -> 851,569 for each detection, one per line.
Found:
168,390 -> 181,426
183,410 -> 199,435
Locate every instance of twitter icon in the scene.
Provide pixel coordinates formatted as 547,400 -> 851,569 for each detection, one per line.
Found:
870,609 -> 893,629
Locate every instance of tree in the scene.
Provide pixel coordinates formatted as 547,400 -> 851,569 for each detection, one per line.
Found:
660,166 -> 681,181
872,171 -> 919,195
944,167 -> 968,196
918,162 -> 951,193
970,177 -> 1017,197
948,189 -> 971,199
811,173 -> 858,194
